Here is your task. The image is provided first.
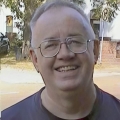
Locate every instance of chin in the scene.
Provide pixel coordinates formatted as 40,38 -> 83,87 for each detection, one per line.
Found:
57,80 -> 81,92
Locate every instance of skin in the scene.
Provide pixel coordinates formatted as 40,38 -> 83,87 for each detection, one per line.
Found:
30,6 -> 99,119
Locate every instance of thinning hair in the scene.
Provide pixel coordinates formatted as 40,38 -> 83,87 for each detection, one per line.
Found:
30,0 -> 95,44
30,0 -> 91,29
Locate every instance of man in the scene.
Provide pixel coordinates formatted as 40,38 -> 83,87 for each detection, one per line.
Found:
2,0 -> 120,120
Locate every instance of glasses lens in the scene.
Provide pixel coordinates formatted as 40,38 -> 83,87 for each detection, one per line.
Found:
67,37 -> 87,53
40,40 -> 60,57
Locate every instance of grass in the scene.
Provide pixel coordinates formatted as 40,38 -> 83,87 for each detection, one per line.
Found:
1,50 -> 120,72
1,51 -> 16,64
0,51 -> 35,70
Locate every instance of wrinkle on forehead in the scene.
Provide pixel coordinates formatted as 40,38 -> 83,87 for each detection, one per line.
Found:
36,6 -> 86,29
31,6 -> 95,47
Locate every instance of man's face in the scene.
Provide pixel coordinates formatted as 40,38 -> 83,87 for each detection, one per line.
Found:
31,7 -> 96,92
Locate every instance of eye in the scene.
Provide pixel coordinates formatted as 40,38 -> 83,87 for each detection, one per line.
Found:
68,37 -> 86,45
71,40 -> 80,44
43,41 -> 59,50
68,40 -> 83,45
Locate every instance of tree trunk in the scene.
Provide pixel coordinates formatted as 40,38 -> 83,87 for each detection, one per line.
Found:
22,0 -> 44,59
22,13 -> 31,59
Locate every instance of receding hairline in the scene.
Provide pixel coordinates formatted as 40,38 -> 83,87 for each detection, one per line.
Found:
30,0 -> 95,46
30,0 -> 90,30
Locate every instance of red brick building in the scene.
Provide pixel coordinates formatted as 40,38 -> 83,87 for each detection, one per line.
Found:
91,20 -> 120,65
101,40 -> 120,64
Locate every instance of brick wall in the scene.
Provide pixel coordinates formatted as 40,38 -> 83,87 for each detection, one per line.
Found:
101,41 -> 120,64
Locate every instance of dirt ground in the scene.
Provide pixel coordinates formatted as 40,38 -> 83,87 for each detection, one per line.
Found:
1,75 -> 120,111
1,53 -> 120,114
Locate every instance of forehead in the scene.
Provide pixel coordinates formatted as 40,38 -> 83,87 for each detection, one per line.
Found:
38,6 -> 85,22
31,6 -> 89,46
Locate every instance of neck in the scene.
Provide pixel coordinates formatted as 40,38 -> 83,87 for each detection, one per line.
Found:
41,83 -> 96,119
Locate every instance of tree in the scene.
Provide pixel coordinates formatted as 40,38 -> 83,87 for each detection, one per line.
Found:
0,0 -> 119,60
0,0 -> 119,41
91,0 -> 119,22
0,0 -> 44,58
73,0 -> 119,22
0,0 -> 44,42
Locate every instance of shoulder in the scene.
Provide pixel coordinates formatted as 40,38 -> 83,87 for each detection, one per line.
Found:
94,85 -> 120,120
99,87 -> 120,105
1,89 -> 44,120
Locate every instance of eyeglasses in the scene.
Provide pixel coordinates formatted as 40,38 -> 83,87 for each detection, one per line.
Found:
33,36 -> 93,58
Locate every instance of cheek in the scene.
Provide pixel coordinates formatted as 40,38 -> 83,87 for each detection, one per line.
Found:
80,51 -> 94,80
80,50 -> 94,67
87,44 -> 95,64
37,55 -> 55,75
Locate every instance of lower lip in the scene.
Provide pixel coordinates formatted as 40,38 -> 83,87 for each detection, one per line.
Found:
55,69 -> 79,81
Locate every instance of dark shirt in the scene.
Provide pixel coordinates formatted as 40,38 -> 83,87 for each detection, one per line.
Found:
2,85 -> 120,120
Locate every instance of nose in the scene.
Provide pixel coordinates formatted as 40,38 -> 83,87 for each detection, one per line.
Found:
56,43 -> 75,60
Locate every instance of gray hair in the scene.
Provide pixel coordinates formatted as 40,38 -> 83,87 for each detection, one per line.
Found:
30,0 -> 90,29
30,0 -> 95,42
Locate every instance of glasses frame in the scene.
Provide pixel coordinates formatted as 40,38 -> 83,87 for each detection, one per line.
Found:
32,36 -> 93,58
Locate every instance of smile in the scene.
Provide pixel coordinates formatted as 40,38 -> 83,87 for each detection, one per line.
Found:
56,66 -> 78,72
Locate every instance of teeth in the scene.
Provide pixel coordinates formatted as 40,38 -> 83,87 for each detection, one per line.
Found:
58,66 -> 77,72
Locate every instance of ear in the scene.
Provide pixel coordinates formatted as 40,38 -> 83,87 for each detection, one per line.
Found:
93,39 -> 100,64
29,47 -> 39,72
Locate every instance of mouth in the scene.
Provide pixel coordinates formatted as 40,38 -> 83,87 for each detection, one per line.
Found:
55,65 -> 79,72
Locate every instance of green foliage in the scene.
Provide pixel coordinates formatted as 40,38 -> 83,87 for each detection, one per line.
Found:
91,0 -> 119,22
69,0 -> 119,22
0,0 -> 44,42
71,0 -> 119,22
11,38 -> 23,48
0,0 -> 44,20
0,0 -> 119,41
14,40 -> 23,48
72,0 -> 84,4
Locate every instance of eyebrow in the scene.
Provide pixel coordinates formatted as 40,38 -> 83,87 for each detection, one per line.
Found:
67,33 -> 83,37
43,33 -> 84,40
44,37 -> 59,40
